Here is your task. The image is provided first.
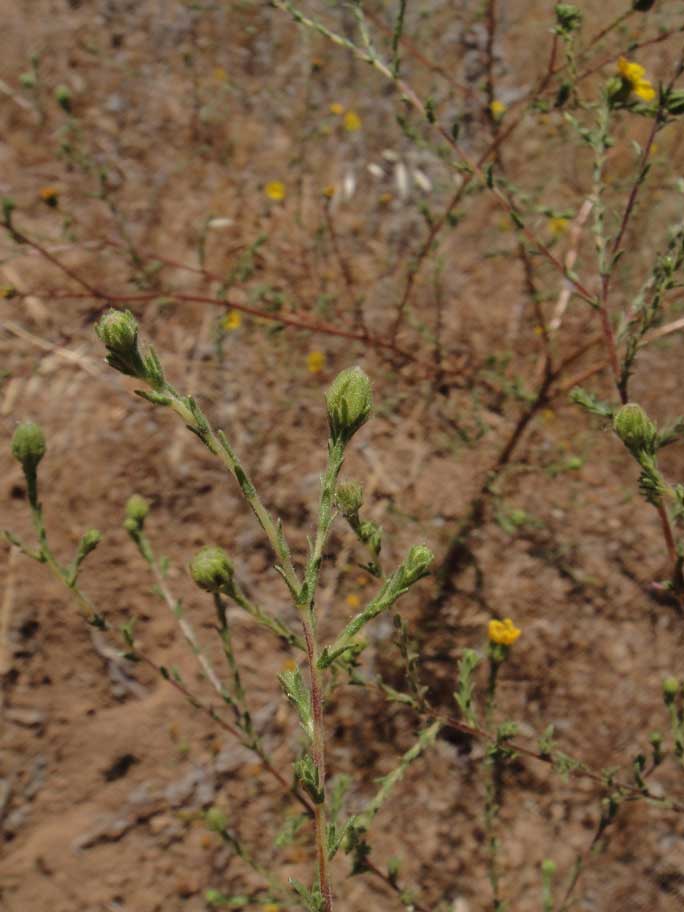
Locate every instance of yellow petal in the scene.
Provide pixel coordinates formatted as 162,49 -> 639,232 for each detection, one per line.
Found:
265,181 -> 286,201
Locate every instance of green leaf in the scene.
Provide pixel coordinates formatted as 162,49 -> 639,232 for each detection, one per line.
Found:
278,667 -> 313,739
275,813 -> 306,848
569,386 -> 614,418
455,648 -> 481,725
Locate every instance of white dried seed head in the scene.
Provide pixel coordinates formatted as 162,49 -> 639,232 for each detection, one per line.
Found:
395,162 -> 410,199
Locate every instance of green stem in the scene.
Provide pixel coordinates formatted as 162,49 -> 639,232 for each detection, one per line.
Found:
214,593 -> 251,732
302,440 -> 345,614
229,579 -> 305,650
303,617 -> 333,912
167,391 -> 301,596
485,657 -> 503,909
149,553 -> 229,698
298,438 -> 346,912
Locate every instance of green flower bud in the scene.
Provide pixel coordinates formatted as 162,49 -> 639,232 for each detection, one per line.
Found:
55,84 -> 72,112
404,544 -> 434,584
205,806 -> 228,833
554,3 -> 582,33
649,730 -> 664,765
189,546 -> 233,592
336,481 -> 364,517
541,859 -> 557,877
11,421 -> 46,472
19,72 -> 37,89
359,519 -> 382,555
125,494 -> 150,525
96,308 -> 139,354
613,403 -> 657,456
95,308 -> 147,379
78,528 -> 102,555
325,366 -> 372,445
663,676 -> 680,702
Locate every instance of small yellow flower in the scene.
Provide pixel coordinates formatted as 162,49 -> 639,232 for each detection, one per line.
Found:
212,66 -> 227,82
306,350 -> 326,374
489,99 -> 506,119
346,593 -> 361,608
617,56 -> 646,84
488,617 -> 521,646
265,180 -> 286,201
617,56 -> 656,102
322,184 -> 336,199
0,285 -> 17,299
39,186 -> 59,207
343,110 -> 362,132
222,310 -> 242,331
329,102 -> 344,115
378,191 -> 393,206
548,216 -> 568,237
281,658 -> 298,673
262,905 -> 280,912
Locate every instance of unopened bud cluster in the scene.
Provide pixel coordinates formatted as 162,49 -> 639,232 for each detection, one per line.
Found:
78,529 -> 102,556
403,544 -> 434,585
95,309 -> 147,379
189,546 -> 234,592
124,494 -> 150,532
325,367 -> 372,445
663,676 -> 680,703
613,403 -> 657,456
11,421 -> 46,473
335,481 -> 364,518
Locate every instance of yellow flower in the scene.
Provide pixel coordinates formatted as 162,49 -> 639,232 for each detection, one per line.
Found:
346,593 -> 361,608
262,905 -> 280,912
39,186 -> 59,207
265,180 -> 286,201
617,56 -> 656,102
322,184 -> 336,199
329,102 -> 344,115
306,350 -> 326,374
212,66 -> 227,82
343,110 -> 362,132
281,658 -> 298,673
0,285 -> 17,299
548,216 -> 568,237
223,310 -> 242,331
488,617 -> 521,646
489,99 -> 506,119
